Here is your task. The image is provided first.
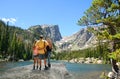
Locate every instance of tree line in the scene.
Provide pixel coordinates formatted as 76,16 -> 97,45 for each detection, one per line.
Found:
56,42 -> 109,63
0,20 -> 33,61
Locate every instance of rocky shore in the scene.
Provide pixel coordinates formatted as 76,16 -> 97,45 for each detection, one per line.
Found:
68,57 -> 104,64
0,63 -> 71,79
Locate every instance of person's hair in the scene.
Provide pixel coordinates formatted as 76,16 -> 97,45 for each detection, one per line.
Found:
33,40 -> 37,47
40,37 -> 43,39
34,40 -> 37,43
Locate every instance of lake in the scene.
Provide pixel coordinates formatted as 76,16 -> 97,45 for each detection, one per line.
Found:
0,60 -> 112,79
55,60 -> 112,79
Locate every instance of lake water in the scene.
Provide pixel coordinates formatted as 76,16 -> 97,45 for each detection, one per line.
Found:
55,60 -> 112,79
0,60 -> 112,79
65,63 -> 111,79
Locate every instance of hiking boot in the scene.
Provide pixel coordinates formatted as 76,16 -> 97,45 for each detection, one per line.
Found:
44,65 -> 48,70
48,63 -> 51,68
36,66 -> 38,70
33,65 -> 35,70
39,66 -> 41,70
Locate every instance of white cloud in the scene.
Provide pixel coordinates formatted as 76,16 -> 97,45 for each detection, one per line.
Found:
1,18 -> 17,24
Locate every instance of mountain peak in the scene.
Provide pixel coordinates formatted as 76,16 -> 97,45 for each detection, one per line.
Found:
28,24 -> 62,42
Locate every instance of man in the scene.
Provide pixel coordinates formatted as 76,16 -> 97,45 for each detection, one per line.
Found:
46,37 -> 52,68
35,35 -> 48,70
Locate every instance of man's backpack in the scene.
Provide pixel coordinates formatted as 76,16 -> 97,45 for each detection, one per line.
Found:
44,41 -> 48,58
46,45 -> 51,51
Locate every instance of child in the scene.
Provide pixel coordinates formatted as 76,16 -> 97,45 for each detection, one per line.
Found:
32,40 -> 39,70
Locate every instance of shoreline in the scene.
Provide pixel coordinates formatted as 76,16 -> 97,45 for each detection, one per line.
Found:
0,57 -> 107,64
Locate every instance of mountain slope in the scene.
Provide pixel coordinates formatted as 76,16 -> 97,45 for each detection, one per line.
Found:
55,28 -> 97,51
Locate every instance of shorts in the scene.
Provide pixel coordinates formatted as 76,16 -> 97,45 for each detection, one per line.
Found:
33,54 -> 39,58
39,54 -> 45,59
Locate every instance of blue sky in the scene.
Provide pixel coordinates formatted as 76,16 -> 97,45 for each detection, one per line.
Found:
0,0 -> 92,37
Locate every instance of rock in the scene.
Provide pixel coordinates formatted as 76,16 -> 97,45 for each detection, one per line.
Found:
97,60 -> 103,64
107,72 -> 115,78
78,60 -> 84,63
116,62 -> 120,67
0,63 -> 70,79
69,59 -> 74,63
19,59 -> 24,62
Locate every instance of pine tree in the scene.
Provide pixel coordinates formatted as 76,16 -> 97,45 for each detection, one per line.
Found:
78,0 -> 120,75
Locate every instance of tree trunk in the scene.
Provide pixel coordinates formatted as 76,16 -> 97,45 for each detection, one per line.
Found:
108,25 -> 119,77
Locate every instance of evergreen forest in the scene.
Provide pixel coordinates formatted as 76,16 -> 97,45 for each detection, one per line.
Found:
0,20 -> 34,61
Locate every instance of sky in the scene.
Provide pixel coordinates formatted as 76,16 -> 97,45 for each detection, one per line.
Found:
0,0 -> 92,37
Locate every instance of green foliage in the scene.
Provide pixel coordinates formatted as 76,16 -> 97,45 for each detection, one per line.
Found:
23,53 -> 27,60
108,48 -> 120,60
0,20 -> 34,61
112,33 -> 120,39
100,71 -> 109,79
78,0 -> 120,27
56,44 -> 109,62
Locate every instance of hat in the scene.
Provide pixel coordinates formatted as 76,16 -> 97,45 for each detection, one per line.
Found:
40,35 -> 43,38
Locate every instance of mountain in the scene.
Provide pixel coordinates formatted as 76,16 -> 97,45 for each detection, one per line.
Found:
55,28 -> 97,52
28,24 -> 62,42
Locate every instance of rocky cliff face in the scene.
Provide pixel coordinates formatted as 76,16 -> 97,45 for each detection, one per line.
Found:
41,25 -> 62,42
28,24 -> 62,42
55,28 -> 97,51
